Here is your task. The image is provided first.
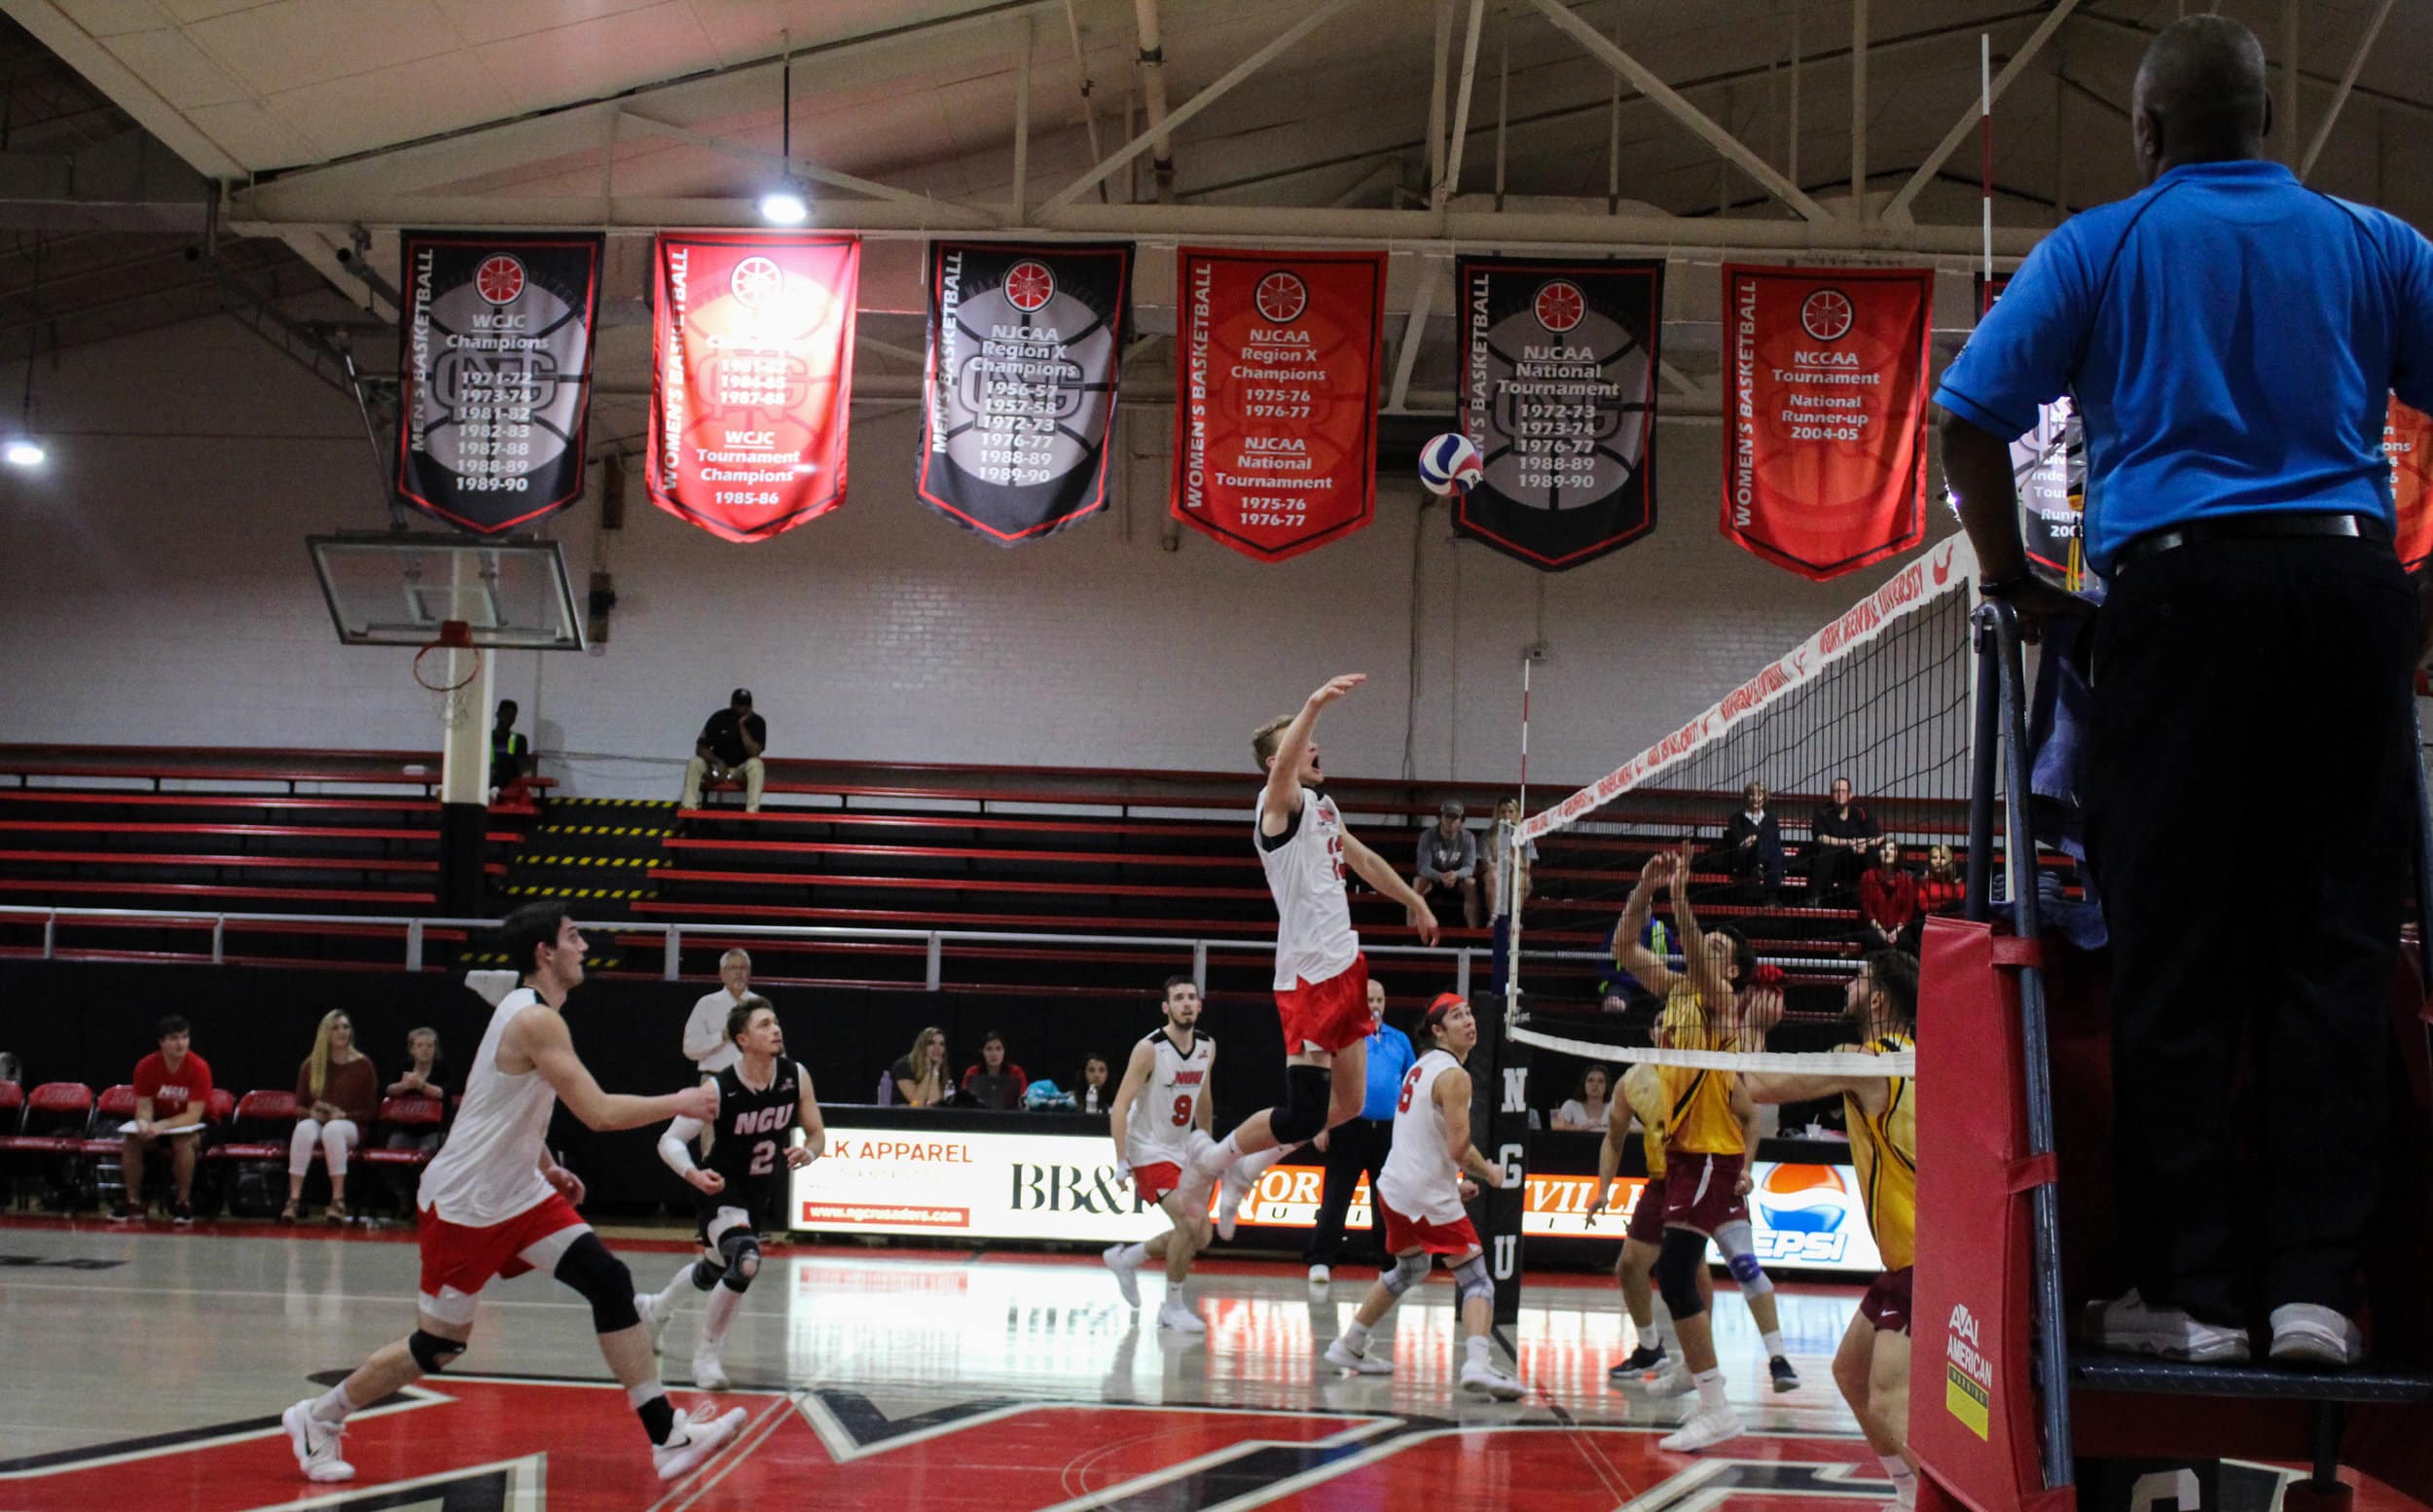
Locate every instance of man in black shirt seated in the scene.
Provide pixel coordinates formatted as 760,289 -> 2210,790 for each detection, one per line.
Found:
680,688 -> 769,811
490,700 -> 531,800
1714,782 -> 1785,903
1806,777 -> 1880,905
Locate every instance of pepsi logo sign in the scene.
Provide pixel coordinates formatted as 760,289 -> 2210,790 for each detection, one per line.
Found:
1751,1162 -> 1856,1264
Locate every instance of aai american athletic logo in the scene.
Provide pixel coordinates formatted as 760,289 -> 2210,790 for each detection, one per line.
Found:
1752,1164 -> 1856,1264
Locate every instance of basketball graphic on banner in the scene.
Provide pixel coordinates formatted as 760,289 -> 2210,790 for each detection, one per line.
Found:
1471,284 -> 1651,511
474,255 -> 525,305
422,266 -> 584,479
1800,288 -> 1854,342
1533,280 -> 1586,334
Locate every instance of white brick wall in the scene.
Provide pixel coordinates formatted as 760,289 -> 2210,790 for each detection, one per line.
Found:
0,318 -> 1958,799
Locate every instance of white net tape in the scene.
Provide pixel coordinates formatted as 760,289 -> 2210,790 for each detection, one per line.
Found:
1508,1022 -> 1914,1078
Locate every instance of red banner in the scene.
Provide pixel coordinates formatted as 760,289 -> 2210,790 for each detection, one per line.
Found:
2387,394 -> 2433,569
1724,265 -> 1933,580
647,233 -> 858,543
1171,248 -> 1385,561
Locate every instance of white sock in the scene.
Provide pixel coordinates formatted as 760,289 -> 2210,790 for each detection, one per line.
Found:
1218,1132 -> 1245,1161
1167,1280 -> 1187,1305
310,1382 -> 356,1425
1638,1314 -> 1667,1350
655,1262 -> 702,1314
1465,1335 -> 1491,1369
1881,1457 -> 1917,1506
627,1380 -> 667,1411
1240,1144 -> 1289,1178
700,1283 -> 743,1350
1693,1367 -> 1729,1414
1762,1330 -> 1787,1357
1111,1242 -> 1149,1268
1343,1318 -> 1373,1350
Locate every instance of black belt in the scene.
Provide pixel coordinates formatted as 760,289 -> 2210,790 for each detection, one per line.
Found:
2112,511 -> 2389,573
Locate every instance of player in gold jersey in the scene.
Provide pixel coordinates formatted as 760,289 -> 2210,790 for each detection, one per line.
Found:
1744,951 -> 1919,1508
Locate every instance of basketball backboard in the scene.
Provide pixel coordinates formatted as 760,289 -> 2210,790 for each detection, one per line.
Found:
308,533 -> 586,649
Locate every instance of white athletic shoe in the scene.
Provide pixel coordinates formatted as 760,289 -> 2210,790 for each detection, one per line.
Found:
1157,1299 -> 1208,1334
1308,1265 -> 1331,1287
282,1400 -> 354,1483
1185,1131 -> 1230,1182
640,1291 -> 674,1351
652,1405 -> 747,1482
1658,1405 -> 1746,1454
2080,1290 -> 2251,1363
691,1350 -> 731,1390
1646,1362 -> 1696,1398
1104,1244 -> 1143,1309
1459,1360 -> 1526,1401
1215,1164 -> 1254,1242
2269,1304 -> 2367,1367
1322,1337 -> 1394,1376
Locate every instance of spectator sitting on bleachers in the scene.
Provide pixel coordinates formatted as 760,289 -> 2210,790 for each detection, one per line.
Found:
680,687 -> 768,811
890,1027 -> 950,1107
1858,839 -> 1923,954
1552,1064 -> 1613,1131
113,1015 -> 211,1224
490,700 -> 531,800
1919,844 -> 1965,916
1414,800 -> 1481,928
1075,1054 -> 1113,1116
1806,777 -> 1881,904
960,1031 -> 1031,1111
1715,782 -> 1786,901
283,1010 -> 379,1224
379,1026 -> 448,1209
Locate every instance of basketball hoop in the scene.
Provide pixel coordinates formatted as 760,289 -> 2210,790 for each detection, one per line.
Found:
413,620 -> 482,730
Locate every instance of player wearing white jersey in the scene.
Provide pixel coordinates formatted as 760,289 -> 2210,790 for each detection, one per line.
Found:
1321,994 -> 1523,1401
1191,674 -> 1440,1239
283,902 -> 744,1487
1103,976 -> 1219,1333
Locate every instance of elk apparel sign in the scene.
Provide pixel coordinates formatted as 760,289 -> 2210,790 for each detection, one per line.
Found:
1171,247 -> 1386,561
394,231 -> 602,534
1723,265 -> 1934,580
1453,257 -> 1662,569
647,233 -> 858,543
916,242 -> 1131,544
2387,394 -> 2433,569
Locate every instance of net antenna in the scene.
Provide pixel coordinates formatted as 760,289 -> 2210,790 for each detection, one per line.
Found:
413,619 -> 482,730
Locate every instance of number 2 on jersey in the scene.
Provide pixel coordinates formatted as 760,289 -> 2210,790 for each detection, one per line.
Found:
748,1139 -> 776,1176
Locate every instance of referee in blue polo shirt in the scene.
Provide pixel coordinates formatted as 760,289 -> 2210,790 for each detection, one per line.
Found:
1940,17 -> 2433,1370
1301,976 -> 1414,1287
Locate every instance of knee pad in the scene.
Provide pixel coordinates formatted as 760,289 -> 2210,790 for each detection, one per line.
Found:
690,1258 -> 723,1291
408,1328 -> 463,1374
1269,1064 -> 1332,1144
1451,1253 -> 1494,1308
1714,1220 -> 1773,1295
1655,1229 -> 1709,1319
716,1229 -> 760,1292
1380,1250 -> 1433,1298
553,1232 -> 639,1334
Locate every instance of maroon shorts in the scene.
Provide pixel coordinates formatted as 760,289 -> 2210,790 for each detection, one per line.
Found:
1860,1266 -> 1913,1335
1626,1173 -> 1669,1245
1660,1153 -> 1749,1236
1379,1195 -> 1481,1257
1276,954 -> 1372,1056
417,1193 -> 586,1315
1133,1161 -> 1184,1206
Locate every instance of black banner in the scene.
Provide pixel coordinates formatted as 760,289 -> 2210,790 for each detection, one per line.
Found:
1471,996 -> 1533,1327
917,242 -> 1131,544
1454,258 -> 1663,569
395,231 -> 602,534
1969,273 -> 2088,585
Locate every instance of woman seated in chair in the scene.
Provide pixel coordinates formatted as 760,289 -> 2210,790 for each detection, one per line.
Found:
282,1011 -> 378,1223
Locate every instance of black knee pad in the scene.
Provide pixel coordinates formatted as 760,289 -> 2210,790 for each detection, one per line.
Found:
1269,1064 -> 1332,1144
553,1231 -> 639,1333
716,1229 -> 760,1292
1655,1228 -> 1709,1319
690,1258 -> 723,1291
408,1328 -> 463,1374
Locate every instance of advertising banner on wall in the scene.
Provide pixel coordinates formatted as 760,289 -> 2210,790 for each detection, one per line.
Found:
1723,264 -> 1935,580
2388,394 -> 2433,569
1966,273 -> 2087,586
647,232 -> 858,543
916,241 -> 1132,545
1453,257 -> 1663,569
790,1124 -> 1879,1272
1170,247 -> 1386,561
394,231 -> 602,534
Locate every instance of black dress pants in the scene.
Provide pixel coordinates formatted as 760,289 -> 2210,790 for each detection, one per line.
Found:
2084,532 -> 2415,1322
1303,1116 -> 1391,1267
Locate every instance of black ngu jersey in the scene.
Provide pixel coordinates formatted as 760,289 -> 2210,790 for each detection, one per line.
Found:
702,1058 -> 802,1211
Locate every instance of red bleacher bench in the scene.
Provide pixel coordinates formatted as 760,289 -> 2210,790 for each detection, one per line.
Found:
0,1081 -> 92,1157
208,1090 -> 299,1164
360,1096 -> 445,1172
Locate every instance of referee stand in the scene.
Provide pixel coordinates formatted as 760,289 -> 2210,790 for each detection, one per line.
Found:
1911,601 -> 2433,1512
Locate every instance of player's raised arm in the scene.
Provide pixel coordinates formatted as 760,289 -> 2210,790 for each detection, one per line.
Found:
519,1009 -> 716,1132
1342,828 -> 1441,946
1260,673 -> 1363,833
1614,854 -> 1681,996
1668,853 -> 1737,1011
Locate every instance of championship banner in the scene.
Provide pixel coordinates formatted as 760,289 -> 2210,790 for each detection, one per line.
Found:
394,231 -> 602,534
1171,247 -> 1385,561
647,233 -> 858,543
1724,264 -> 1934,580
2387,394 -> 2433,569
1454,258 -> 1663,569
917,242 -> 1131,544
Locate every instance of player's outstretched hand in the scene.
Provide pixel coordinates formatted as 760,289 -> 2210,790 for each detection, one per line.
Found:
673,1083 -> 719,1121
1405,898 -> 1441,946
687,1168 -> 726,1195
1637,851 -> 1676,890
1306,672 -> 1366,708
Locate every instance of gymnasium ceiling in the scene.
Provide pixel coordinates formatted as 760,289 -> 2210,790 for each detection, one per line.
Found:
0,0 -> 2424,431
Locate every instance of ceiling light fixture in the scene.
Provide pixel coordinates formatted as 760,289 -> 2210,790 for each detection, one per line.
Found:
757,34 -> 808,227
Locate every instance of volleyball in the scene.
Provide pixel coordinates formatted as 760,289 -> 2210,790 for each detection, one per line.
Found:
1417,432 -> 1483,496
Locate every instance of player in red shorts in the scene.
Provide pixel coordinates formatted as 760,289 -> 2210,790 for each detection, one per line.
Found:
1103,974 -> 1219,1334
283,901 -> 744,1486
1190,674 -> 1440,1235
1320,993 -> 1520,1399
